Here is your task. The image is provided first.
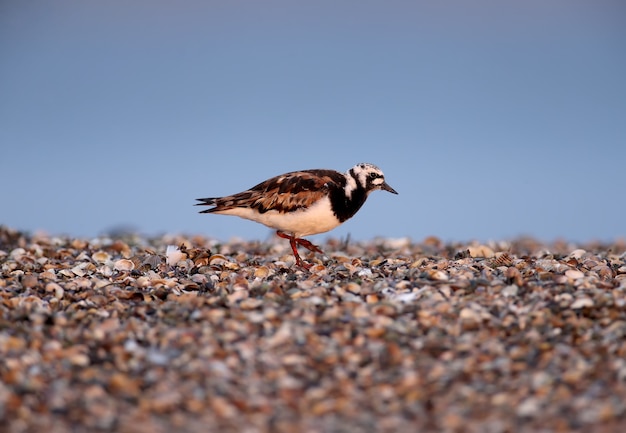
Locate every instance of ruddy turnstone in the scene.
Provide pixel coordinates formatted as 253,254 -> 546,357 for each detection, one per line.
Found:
196,163 -> 398,269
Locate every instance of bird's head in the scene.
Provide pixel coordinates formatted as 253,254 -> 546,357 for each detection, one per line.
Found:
350,163 -> 398,195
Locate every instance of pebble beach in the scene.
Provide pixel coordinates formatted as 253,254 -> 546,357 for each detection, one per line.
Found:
1,225 -> 625,432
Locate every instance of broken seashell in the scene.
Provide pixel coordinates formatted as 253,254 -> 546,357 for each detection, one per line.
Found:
113,259 -> 135,272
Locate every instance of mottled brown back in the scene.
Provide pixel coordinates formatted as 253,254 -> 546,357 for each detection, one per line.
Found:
196,169 -> 346,214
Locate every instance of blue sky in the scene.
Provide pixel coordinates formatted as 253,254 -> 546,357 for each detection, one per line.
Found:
1,0 -> 625,243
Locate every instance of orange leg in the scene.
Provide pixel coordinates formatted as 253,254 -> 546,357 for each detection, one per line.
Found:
276,231 -> 323,269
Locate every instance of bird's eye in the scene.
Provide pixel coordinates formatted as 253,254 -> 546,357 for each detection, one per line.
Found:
369,173 -> 378,179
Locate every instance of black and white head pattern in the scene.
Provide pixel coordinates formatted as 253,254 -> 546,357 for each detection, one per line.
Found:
346,163 -> 398,197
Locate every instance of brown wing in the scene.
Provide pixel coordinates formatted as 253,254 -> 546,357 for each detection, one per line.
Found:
196,169 -> 345,214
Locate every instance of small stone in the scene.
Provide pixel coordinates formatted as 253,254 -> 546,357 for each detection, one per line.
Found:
21,274 -> 38,289
501,284 -> 519,297
517,397 -> 541,418
427,270 -> 448,281
570,297 -> 594,309
565,269 -> 585,280
459,307 -> 482,324
254,266 -> 271,278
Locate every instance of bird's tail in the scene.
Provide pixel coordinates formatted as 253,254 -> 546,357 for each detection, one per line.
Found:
195,197 -> 218,213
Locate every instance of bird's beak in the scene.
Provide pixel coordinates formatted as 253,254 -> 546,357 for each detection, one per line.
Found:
381,182 -> 398,194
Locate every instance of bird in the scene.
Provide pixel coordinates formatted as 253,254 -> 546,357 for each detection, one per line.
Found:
196,162 -> 398,269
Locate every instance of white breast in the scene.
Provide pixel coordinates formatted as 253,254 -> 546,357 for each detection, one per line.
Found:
215,196 -> 341,237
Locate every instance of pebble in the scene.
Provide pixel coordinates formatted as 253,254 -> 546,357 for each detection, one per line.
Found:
570,296 -> 594,309
565,269 -> 585,280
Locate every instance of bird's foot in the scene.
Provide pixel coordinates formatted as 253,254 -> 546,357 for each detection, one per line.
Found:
276,231 -> 323,270
294,256 -> 313,270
